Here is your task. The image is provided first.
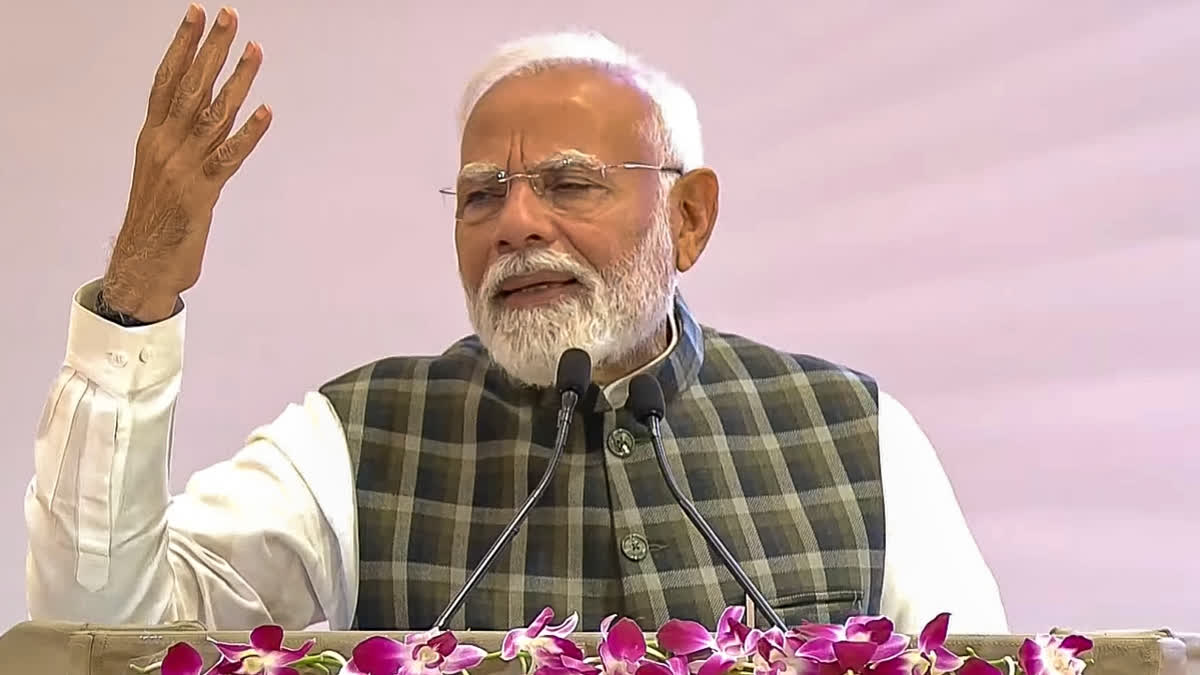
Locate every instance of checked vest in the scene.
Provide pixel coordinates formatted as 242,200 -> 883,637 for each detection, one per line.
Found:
319,295 -> 884,631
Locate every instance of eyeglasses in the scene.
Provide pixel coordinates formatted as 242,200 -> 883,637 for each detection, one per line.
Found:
439,157 -> 683,224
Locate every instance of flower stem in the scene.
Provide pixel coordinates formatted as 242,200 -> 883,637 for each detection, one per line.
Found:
644,645 -> 670,662
288,650 -> 350,674
128,661 -> 162,673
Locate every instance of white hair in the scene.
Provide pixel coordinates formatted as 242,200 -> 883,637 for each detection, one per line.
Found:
457,31 -> 704,173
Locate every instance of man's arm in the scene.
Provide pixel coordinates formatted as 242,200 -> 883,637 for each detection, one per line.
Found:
877,391 -> 1009,635
25,281 -> 357,629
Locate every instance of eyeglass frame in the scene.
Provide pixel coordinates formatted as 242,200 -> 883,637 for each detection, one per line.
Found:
438,157 -> 685,222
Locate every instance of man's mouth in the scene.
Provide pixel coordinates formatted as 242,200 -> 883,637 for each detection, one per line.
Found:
496,272 -> 581,298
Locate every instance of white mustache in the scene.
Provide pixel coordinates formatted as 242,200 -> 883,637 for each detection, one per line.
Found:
479,249 -> 598,300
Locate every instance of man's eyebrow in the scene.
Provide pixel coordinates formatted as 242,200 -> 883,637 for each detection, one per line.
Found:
535,150 -> 604,169
456,150 -> 606,181
457,162 -> 503,181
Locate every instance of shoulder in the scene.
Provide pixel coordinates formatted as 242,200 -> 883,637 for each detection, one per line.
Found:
319,335 -> 489,397
699,325 -> 879,398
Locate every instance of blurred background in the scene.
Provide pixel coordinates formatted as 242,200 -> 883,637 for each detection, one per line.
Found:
3,1 -> 1198,633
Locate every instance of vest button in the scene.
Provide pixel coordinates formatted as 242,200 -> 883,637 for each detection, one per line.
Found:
621,533 -> 649,562
607,428 -> 635,458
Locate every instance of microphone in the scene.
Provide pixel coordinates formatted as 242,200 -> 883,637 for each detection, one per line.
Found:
432,348 -> 592,630
626,373 -> 788,632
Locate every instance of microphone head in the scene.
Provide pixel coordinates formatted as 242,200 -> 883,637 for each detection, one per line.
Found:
627,373 -> 665,422
555,349 -> 592,397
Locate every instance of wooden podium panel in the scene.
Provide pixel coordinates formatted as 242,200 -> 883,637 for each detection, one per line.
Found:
0,620 -> 1189,675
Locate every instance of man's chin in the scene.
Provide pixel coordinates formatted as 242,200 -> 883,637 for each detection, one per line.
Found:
471,292 -> 602,387
480,320 -> 587,389
483,340 -> 561,389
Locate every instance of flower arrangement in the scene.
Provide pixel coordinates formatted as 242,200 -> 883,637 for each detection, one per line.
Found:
139,607 -> 1093,675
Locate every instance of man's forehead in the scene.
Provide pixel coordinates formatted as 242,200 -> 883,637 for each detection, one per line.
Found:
458,64 -> 657,169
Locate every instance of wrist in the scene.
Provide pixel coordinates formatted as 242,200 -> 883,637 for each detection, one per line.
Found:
97,283 -> 180,325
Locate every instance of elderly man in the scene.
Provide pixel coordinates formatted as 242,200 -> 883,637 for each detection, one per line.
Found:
25,5 -> 1007,635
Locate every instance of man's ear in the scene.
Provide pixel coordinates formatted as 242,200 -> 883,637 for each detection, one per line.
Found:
670,168 -> 719,272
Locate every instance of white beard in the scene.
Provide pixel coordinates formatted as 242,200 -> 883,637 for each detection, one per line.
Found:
463,200 -> 678,388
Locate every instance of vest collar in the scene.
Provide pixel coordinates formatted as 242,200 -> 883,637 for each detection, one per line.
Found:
591,292 -> 705,413
505,293 -> 705,414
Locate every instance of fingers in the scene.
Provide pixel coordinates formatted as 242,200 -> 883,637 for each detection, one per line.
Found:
188,40 -> 263,151
166,6 -> 239,126
146,4 -> 205,126
202,104 -> 272,183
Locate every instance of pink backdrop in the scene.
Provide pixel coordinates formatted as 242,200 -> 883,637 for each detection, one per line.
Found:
4,1 -> 1198,633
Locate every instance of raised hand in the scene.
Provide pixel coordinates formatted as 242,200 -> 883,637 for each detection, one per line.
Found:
102,4 -> 271,322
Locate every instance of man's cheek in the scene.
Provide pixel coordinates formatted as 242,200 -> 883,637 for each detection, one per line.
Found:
456,249 -> 486,291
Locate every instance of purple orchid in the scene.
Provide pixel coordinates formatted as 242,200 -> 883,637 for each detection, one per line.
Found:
790,616 -> 909,665
343,631 -> 487,675
656,606 -> 762,675
916,613 -> 964,674
531,653 -> 600,675
146,609 -> 1087,675
160,643 -> 212,675
763,614 -> 931,672
495,607 -> 594,675
525,634 -> 600,675
958,659 -> 1006,675
750,629 -> 923,675
207,625 -> 315,675
749,628 -> 824,675
501,607 -> 584,666
597,616 -> 672,675
824,646 -> 923,675
1018,634 -> 1094,675
635,655 -> 693,675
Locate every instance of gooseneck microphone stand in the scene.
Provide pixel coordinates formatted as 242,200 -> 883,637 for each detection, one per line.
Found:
431,348 -> 592,631
626,373 -> 788,632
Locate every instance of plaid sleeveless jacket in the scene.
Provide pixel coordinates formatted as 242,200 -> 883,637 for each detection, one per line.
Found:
320,296 -> 884,631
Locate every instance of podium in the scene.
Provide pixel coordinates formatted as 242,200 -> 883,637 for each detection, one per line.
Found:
0,620 -> 1194,675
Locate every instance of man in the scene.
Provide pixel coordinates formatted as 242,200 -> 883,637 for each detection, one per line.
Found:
25,4 -> 1007,635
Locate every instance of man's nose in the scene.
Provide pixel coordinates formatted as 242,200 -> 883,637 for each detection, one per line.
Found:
491,180 -> 556,254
